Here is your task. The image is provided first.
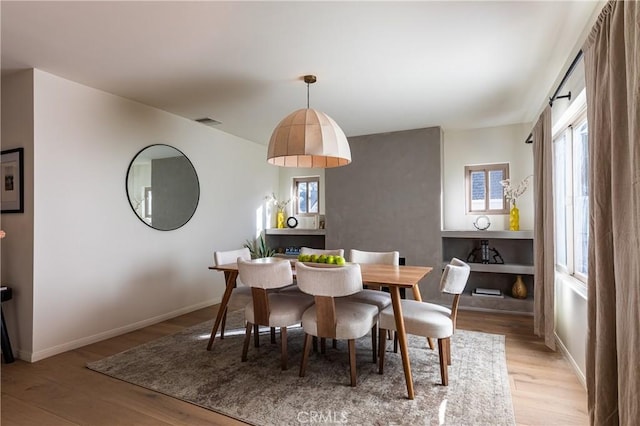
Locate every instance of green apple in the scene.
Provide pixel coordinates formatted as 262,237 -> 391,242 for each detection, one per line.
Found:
327,255 -> 336,264
318,255 -> 327,263
310,254 -> 319,263
298,254 -> 305,261
335,256 -> 346,266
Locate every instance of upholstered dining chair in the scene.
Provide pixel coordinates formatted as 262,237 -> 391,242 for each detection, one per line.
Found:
378,258 -> 471,386
344,249 -> 397,361
296,262 -> 379,387
300,247 -> 345,257
280,247 -> 346,296
213,248 -> 253,339
238,258 -> 314,370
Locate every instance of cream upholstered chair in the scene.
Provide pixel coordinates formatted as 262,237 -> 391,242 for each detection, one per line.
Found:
350,249 -> 399,266
300,247 -> 345,257
378,258 -> 471,386
344,249 -> 397,360
346,249 -> 397,307
296,262 -> 378,387
238,258 -> 313,370
280,247 -> 346,295
214,248 -> 253,339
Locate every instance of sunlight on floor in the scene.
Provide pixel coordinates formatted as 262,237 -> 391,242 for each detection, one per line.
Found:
197,323 -> 304,341
439,399 -> 448,425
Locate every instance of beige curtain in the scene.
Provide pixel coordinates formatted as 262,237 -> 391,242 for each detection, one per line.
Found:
583,1 -> 640,424
532,106 -> 555,350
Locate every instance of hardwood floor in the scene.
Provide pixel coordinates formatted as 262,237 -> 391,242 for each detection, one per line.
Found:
1,306 -> 587,425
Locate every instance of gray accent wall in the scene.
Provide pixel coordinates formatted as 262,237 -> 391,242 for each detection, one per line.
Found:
325,127 -> 443,299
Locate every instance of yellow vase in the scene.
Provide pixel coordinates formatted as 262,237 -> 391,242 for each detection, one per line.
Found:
276,210 -> 285,229
509,203 -> 520,231
512,275 -> 527,299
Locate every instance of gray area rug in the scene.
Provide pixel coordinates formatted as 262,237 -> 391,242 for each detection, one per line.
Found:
87,311 -> 515,425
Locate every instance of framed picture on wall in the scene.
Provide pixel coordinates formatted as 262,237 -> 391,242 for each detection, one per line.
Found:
1,148 -> 24,213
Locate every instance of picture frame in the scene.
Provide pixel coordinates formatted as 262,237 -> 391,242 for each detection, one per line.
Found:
1,148 -> 24,213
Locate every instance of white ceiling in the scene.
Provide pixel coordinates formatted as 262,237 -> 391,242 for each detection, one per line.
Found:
1,1 -> 601,145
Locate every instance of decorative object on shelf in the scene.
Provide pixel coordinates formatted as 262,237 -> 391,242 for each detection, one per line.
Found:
500,175 -> 532,231
466,243 -> 504,264
480,240 -> 490,263
472,288 -> 504,298
267,75 -> 351,168
511,275 -> 527,299
509,203 -> 520,231
286,216 -> 298,228
265,193 -> 290,229
284,246 -> 301,256
473,215 -> 491,230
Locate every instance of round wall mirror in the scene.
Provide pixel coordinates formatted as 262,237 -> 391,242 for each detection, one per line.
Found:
126,144 -> 200,231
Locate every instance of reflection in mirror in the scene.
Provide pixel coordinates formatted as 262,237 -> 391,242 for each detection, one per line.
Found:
126,144 -> 199,231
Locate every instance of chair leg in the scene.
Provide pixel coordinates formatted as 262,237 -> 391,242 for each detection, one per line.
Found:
271,327 -> 276,344
299,334 -> 313,377
332,339 -> 337,349
312,336 -> 318,352
220,306 -> 228,339
280,327 -> 288,370
348,339 -> 357,387
254,324 -> 260,347
378,328 -> 387,374
320,337 -> 326,354
428,337 -> 435,350
447,338 -> 452,365
242,322 -> 253,362
393,331 -> 398,353
438,337 -> 449,386
371,324 -> 377,363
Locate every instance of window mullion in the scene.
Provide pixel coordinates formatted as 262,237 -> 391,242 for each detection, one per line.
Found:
484,169 -> 490,211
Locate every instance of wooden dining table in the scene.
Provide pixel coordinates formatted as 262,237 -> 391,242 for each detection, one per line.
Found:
208,258 -> 432,400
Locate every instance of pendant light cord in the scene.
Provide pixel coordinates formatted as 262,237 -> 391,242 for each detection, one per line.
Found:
307,81 -> 310,109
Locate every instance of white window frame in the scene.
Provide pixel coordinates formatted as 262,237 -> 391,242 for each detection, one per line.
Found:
293,176 -> 320,216
464,163 -> 510,214
552,89 -> 588,285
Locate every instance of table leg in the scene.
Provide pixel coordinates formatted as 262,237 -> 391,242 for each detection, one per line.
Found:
207,270 -> 238,351
390,286 -> 414,400
411,284 -> 434,350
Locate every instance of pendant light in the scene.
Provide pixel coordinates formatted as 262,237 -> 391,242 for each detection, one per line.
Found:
267,75 -> 351,168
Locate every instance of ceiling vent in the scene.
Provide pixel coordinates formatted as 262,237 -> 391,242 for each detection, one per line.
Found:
194,117 -> 221,126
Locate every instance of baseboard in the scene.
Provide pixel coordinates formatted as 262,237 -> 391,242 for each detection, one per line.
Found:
555,332 -> 586,389
27,298 -> 219,363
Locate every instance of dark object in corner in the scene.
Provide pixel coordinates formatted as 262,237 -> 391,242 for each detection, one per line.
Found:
1,286 -> 15,363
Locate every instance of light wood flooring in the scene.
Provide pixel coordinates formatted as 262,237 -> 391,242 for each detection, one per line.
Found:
1,306 -> 587,425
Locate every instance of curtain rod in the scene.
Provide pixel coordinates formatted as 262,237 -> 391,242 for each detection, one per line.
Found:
524,49 -> 584,144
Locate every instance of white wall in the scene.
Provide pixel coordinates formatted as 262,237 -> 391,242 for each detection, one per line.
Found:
555,275 -> 587,386
2,69 -> 279,361
442,123 -> 534,231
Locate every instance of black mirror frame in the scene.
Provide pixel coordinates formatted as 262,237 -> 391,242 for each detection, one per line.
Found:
125,144 -> 200,231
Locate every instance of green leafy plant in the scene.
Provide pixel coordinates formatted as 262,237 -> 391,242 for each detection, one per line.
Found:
243,234 -> 276,259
